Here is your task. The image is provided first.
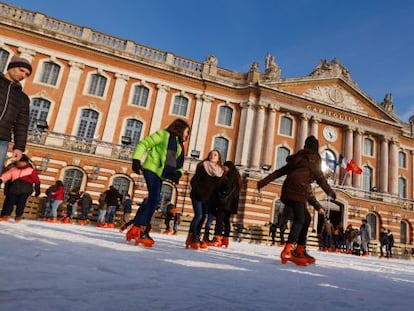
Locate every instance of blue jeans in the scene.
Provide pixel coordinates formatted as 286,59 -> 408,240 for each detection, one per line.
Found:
106,206 -> 117,223
204,213 -> 215,240
51,200 -> 63,218
97,209 -> 106,223
133,170 -> 162,226
189,198 -> 208,235
0,140 -> 9,174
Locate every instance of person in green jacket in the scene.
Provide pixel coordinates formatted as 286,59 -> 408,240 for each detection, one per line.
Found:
127,118 -> 190,247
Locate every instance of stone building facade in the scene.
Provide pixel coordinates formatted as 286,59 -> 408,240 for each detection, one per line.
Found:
1,3 -> 413,244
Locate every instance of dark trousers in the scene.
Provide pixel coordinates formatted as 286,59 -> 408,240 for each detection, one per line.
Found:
133,170 -> 162,226
286,201 -> 311,245
214,210 -> 231,237
0,193 -> 31,218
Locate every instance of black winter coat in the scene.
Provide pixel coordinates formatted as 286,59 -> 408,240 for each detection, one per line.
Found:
214,173 -> 240,215
0,74 -> 30,151
190,163 -> 220,203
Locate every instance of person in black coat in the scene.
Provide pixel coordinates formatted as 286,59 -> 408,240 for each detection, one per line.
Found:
0,56 -> 32,174
211,161 -> 241,248
187,150 -> 224,249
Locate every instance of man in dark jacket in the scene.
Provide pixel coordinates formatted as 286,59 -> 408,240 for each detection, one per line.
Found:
0,56 -> 32,173
104,186 -> 122,227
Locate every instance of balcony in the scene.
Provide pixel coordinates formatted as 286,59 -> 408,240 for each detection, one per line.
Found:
27,130 -> 133,161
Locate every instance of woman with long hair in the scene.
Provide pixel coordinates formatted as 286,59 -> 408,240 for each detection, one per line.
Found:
186,149 -> 224,250
128,119 -> 190,247
258,136 -> 336,266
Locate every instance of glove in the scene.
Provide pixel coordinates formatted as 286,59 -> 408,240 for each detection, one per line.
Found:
173,171 -> 182,184
329,191 -> 336,201
132,159 -> 142,174
34,184 -> 41,197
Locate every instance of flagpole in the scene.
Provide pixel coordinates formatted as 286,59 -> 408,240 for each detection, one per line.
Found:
341,171 -> 350,186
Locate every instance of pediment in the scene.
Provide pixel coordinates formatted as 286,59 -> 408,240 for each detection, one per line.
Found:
303,84 -> 364,113
270,80 -> 400,123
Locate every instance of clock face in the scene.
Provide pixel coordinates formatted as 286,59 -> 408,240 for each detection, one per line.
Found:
323,126 -> 338,142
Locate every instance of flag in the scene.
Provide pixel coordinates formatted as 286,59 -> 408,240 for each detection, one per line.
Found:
325,153 -> 337,172
345,159 -> 362,174
337,154 -> 347,169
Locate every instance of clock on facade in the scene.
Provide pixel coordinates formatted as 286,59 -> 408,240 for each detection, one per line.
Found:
323,126 -> 338,142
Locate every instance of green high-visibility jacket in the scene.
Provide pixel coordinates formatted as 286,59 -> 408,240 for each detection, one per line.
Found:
132,129 -> 183,179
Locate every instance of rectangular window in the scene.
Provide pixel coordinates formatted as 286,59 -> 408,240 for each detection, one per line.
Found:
88,74 -> 107,97
40,62 -> 60,85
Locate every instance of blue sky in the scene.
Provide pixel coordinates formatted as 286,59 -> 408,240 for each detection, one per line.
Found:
6,0 -> 414,121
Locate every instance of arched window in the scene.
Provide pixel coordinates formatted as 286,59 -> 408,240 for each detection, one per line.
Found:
213,136 -> 229,161
131,85 -> 149,107
276,146 -> 290,170
279,116 -> 293,136
123,119 -> 143,146
363,138 -> 374,156
273,199 -> 284,224
62,168 -> 84,200
398,177 -> 407,198
40,61 -> 60,85
112,176 -> 131,197
366,213 -> 377,240
400,221 -> 408,244
399,151 -> 407,168
88,73 -> 107,97
77,109 -> 99,139
0,48 -> 9,72
362,166 -> 373,192
159,181 -> 175,213
217,106 -> 233,126
172,95 -> 188,116
29,98 -> 51,130
321,149 -> 337,173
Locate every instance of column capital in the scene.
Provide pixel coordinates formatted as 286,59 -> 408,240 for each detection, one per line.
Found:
311,116 -> 322,123
257,103 -> 266,111
300,113 -> 310,121
114,73 -> 129,81
390,137 -> 400,146
268,103 -> 280,112
381,135 -> 390,143
156,84 -> 170,92
69,61 -> 85,70
346,125 -> 356,132
196,93 -> 214,103
17,47 -> 36,59
239,100 -> 254,109
355,127 -> 365,135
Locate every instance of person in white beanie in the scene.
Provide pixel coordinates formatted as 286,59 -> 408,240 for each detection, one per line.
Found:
0,55 -> 32,173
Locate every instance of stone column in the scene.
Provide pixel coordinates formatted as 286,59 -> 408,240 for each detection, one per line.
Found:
412,150 -> 414,199
296,113 -> 310,151
352,128 -> 363,188
379,136 -> 389,193
250,103 -> 266,169
94,73 -> 129,156
343,127 -> 354,186
262,104 -> 278,167
310,116 -> 321,138
389,138 -> 399,195
51,61 -> 85,135
235,101 -> 254,166
188,94 -> 213,158
149,84 -> 169,134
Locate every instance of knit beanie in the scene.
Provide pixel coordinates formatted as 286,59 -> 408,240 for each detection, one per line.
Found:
304,135 -> 319,152
7,56 -> 32,75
